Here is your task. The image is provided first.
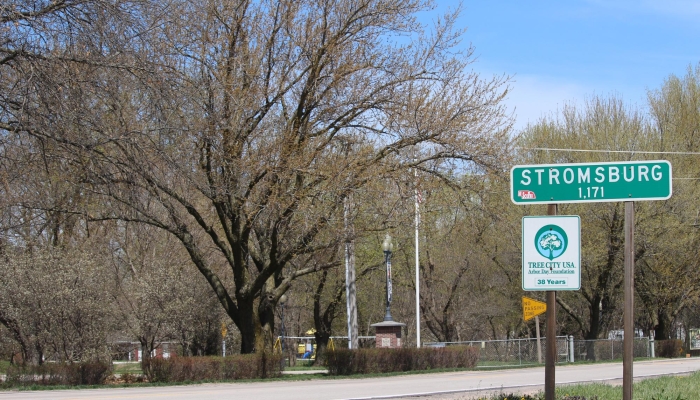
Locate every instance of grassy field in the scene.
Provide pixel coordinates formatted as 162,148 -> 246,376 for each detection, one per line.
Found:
557,372 -> 700,400
491,371 -> 700,400
284,359 -> 328,371
112,362 -> 142,375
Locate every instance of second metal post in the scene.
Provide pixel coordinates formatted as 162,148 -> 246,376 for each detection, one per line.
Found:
623,201 -> 635,400
545,203 -> 557,400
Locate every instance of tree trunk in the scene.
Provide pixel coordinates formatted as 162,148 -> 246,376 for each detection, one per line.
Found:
237,300 -> 258,354
256,293 -> 276,353
314,332 -> 330,366
236,293 -> 276,354
585,295 -> 603,360
139,337 -> 154,362
655,309 -> 672,340
34,342 -> 44,365
0,317 -> 32,365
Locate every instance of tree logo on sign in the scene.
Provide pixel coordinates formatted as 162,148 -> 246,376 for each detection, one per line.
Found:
535,225 -> 568,260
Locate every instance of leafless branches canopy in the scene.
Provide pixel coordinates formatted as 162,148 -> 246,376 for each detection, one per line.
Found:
1,0 -> 512,353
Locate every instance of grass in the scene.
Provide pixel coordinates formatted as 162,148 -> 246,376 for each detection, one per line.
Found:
553,371 -> 700,400
0,360 -> 9,374
486,371 -> 700,400
284,359 -> 327,371
112,362 -> 142,375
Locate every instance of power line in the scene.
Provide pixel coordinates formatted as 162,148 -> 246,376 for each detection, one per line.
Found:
517,147 -> 700,179
520,147 -> 700,156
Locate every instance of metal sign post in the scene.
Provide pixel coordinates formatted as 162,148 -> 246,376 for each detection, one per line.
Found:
521,210 -> 579,397
536,315 -> 542,364
511,160 -> 672,400
623,201 -> 635,400
545,204 -> 556,400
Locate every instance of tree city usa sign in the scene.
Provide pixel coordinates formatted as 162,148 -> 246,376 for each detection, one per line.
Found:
522,216 -> 580,291
511,160 -> 672,204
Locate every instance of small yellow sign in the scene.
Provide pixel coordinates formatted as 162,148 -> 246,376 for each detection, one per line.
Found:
523,296 -> 547,321
221,323 -> 228,338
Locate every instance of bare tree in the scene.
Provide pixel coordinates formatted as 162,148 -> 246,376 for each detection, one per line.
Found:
1,0 -> 512,353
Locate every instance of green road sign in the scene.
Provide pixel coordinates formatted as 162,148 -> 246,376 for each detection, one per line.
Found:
511,160 -> 672,204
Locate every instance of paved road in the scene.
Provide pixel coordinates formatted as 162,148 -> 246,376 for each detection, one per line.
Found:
2,358 -> 700,400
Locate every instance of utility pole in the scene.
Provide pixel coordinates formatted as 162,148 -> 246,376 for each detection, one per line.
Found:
415,166 -> 421,348
345,192 -> 358,349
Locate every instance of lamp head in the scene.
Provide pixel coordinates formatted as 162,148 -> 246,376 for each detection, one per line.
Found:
382,234 -> 393,252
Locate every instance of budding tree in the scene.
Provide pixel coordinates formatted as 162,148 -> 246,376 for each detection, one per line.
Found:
1,0 -> 512,352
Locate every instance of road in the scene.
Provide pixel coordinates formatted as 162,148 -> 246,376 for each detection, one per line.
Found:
2,358 -> 699,400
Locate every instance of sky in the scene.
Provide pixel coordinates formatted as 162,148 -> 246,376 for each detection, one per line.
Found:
429,1 -> 700,131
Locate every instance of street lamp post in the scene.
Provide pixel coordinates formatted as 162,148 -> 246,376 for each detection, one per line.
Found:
370,234 -> 405,349
279,294 -> 288,352
279,294 -> 288,368
382,234 -> 394,322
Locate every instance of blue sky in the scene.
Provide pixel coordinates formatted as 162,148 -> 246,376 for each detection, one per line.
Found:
431,1 -> 700,131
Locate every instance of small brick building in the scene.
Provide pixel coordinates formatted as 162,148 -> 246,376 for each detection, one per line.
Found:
371,320 -> 406,349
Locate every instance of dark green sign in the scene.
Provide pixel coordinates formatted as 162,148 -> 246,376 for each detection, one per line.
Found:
511,160 -> 672,204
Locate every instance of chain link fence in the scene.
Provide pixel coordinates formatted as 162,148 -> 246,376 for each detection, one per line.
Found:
276,335 -> 652,367
571,337 -> 651,362
275,336 -> 376,364
424,336 -> 651,367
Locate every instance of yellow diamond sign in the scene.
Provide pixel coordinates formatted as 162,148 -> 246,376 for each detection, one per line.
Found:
523,296 -> 547,321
